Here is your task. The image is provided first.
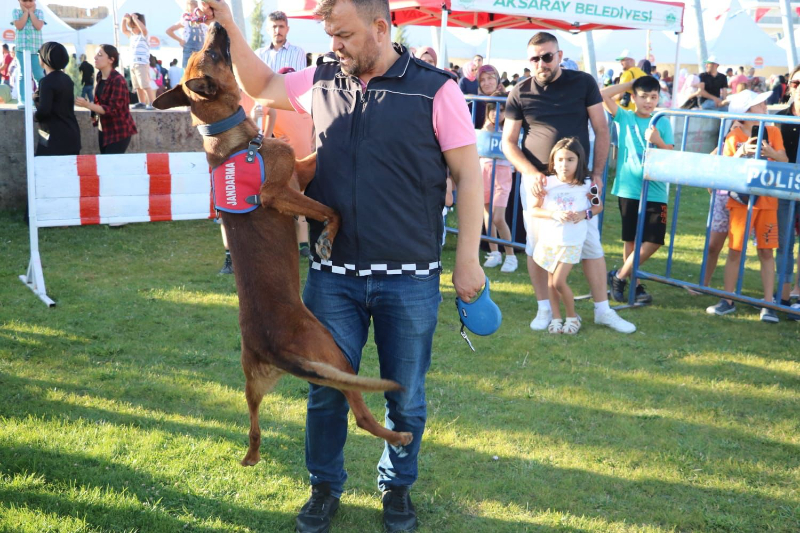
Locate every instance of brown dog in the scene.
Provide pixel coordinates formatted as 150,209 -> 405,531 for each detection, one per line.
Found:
153,23 -> 413,466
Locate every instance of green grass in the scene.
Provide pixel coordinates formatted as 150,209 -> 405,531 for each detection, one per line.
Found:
1,185 -> 799,532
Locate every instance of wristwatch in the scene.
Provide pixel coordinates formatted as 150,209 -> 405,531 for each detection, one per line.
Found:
585,209 -> 593,220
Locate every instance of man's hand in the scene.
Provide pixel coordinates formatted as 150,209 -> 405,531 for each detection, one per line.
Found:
590,173 -> 604,196
529,171 -> 547,197
453,260 -> 485,302
199,0 -> 234,27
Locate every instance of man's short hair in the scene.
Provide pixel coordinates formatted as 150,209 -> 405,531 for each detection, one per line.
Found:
523,67 -> 531,74
473,54 -> 483,60
633,75 -> 661,94
314,0 -> 390,24
268,11 -> 288,24
528,32 -> 558,48
133,13 -> 145,25
2,44 -> 9,51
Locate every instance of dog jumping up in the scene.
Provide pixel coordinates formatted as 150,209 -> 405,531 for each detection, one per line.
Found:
153,22 -> 413,467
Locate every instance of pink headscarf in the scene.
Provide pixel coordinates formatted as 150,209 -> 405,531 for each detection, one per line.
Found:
463,58 -> 479,82
414,46 -> 437,66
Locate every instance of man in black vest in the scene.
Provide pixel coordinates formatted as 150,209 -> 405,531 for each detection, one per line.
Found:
200,1 -> 485,531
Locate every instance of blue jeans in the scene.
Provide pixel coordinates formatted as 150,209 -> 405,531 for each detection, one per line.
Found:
777,198 -> 799,287
302,268 -> 442,498
15,51 -> 44,105
81,84 -> 93,101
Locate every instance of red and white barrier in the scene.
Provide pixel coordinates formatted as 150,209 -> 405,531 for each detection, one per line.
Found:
34,153 -> 214,227
19,55 -> 214,306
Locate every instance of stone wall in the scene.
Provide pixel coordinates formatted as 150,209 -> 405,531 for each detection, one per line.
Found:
0,107 -> 204,211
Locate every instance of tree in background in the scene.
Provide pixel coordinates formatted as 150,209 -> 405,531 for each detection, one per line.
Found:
250,0 -> 265,51
393,26 -> 408,47
65,56 -> 81,98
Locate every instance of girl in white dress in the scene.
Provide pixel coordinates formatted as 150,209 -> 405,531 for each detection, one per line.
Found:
530,137 -> 602,334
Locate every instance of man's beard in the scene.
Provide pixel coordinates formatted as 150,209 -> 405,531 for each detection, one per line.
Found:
339,38 -> 379,78
535,67 -> 558,85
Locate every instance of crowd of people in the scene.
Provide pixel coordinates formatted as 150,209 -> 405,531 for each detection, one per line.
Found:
7,0 -> 800,531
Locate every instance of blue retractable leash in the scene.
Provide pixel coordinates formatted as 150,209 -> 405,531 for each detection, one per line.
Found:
455,276 -> 502,351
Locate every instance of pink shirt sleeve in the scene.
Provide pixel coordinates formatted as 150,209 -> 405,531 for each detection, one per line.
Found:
284,66 -> 316,115
433,79 -> 477,152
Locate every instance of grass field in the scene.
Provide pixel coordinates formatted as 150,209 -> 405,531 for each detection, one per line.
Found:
1,184 -> 798,532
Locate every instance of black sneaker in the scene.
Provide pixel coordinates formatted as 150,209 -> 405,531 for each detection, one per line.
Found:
608,270 -> 627,302
635,284 -> 653,304
382,486 -> 417,533
296,483 -> 340,533
219,254 -> 233,275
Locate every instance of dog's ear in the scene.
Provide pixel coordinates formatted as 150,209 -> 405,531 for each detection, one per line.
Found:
184,76 -> 219,99
153,84 -> 190,109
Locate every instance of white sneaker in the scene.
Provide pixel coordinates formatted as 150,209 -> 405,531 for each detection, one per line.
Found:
500,254 -> 518,273
483,251 -> 502,268
530,307 -> 553,331
594,309 -> 636,333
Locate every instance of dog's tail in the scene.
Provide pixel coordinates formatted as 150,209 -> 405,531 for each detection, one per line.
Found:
292,360 -> 402,392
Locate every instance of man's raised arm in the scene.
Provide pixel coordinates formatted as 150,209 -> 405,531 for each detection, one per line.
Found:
200,0 -> 294,110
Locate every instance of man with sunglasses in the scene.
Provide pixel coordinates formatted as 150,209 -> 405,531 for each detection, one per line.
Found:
503,31 -> 636,334
774,66 -> 800,319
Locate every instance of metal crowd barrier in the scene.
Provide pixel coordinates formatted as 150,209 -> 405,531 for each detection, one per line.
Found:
631,109 -> 800,318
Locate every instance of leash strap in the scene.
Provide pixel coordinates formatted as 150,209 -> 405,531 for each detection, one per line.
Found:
460,324 -> 475,352
196,106 -> 247,136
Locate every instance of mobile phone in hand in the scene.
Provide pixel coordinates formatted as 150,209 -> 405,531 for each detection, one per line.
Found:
751,125 -> 760,139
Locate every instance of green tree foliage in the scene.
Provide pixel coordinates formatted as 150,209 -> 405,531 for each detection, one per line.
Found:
393,26 -> 408,47
250,0 -> 265,50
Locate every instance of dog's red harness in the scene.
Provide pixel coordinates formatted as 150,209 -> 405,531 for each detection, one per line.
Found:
211,148 -> 265,214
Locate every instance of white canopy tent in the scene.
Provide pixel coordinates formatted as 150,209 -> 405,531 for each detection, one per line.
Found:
682,0 -> 787,68
1,0 -> 80,46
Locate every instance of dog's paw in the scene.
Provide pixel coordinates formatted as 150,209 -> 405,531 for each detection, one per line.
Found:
315,232 -> 332,261
240,452 -> 261,467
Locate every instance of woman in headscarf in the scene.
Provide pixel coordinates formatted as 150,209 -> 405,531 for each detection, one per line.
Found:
474,63 -> 504,128
414,46 -> 437,67
33,41 -> 80,155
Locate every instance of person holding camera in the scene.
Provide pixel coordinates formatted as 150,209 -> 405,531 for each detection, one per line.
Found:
706,91 -> 787,322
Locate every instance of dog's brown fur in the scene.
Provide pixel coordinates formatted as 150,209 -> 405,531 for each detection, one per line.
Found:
154,23 -> 413,466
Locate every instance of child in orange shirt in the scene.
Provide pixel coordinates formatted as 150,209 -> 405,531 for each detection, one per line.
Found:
706,91 -> 788,322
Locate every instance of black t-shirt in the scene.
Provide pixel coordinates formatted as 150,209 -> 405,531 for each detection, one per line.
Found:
79,61 -> 94,86
505,69 -> 602,172
698,72 -> 728,103
776,106 -> 800,163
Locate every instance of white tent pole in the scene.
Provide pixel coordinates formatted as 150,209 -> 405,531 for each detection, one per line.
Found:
582,32 -> 597,80
486,31 -> 492,63
646,29 -> 651,63
438,8 -> 448,69
671,32 -> 682,109
111,0 -> 120,52
231,0 -> 247,35
692,0 -> 708,68
780,0 -> 798,68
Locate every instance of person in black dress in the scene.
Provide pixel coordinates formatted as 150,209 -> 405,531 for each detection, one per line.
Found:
33,41 -> 81,156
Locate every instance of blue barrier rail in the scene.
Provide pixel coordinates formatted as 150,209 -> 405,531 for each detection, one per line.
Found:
631,109 -> 800,318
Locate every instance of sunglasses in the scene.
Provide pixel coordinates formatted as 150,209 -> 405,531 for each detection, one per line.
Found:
791,80 -> 800,88
529,52 -> 557,64
589,184 -> 601,206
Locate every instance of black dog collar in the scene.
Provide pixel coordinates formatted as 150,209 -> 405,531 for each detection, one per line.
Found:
197,106 -> 247,136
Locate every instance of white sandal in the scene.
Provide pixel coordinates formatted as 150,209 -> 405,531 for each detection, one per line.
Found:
547,318 -> 563,334
562,316 -> 581,335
